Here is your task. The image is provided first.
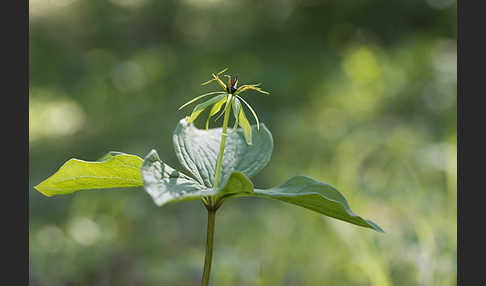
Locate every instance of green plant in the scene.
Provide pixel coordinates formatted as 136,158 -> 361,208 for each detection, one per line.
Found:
35,68 -> 383,286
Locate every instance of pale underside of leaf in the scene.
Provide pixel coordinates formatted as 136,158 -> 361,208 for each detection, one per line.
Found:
141,149 -> 254,206
141,149 -> 216,206
172,118 -> 273,188
34,153 -> 144,197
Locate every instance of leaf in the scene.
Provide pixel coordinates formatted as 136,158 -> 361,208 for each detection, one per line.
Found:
216,172 -> 254,197
238,106 -> 252,145
243,176 -> 383,232
141,149 -> 216,206
142,146 -> 382,232
141,150 -> 254,206
188,94 -> 227,123
34,153 -> 144,197
173,118 -> 273,188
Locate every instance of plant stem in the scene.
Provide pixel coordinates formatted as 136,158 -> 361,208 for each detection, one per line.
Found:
201,207 -> 216,286
201,95 -> 232,286
213,95 -> 232,189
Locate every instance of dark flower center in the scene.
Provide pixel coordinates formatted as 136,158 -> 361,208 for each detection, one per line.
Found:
226,76 -> 238,94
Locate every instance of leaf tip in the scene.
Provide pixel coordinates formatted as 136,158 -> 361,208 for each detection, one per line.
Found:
374,225 -> 385,233
366,219 -> 384,233
33,184 -> 53,197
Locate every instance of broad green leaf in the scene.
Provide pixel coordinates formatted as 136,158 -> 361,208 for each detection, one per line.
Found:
242,176 -> 383,232
238,106 -> 252,145
205,96 -> 227,130
188,94 -> 227,123
216,171 -> 254,198
141,150 -> 254,206
173,118 -> 273,188
34,153 -> 143,197
141,149 -> 216,206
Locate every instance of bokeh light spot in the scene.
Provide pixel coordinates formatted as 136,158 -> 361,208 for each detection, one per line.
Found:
69,217 -> 101,246
343,46 -> 381,85
29,89 -> 86,143
111,61 -> 147,93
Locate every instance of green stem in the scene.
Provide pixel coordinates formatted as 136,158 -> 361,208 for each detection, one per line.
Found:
213,95 -> 232,189
200,95 -> 232,286
201,207 -> 216,286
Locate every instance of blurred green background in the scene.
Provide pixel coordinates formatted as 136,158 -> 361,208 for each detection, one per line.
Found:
29,0 -> 456,285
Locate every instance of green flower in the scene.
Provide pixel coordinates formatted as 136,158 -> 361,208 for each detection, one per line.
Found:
178,68 -> 269,145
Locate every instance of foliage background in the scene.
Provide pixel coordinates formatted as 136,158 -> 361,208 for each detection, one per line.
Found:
29,0 -> 456,285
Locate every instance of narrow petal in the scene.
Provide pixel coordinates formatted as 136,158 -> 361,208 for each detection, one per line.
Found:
213,94 -> 232,122
188,94 -> 227,123
216,68 -> 228,75
237,95 -> 260,131
206,96 -> 228,130
238,107 -> 252,145
232,97 -> 241,130
178,91 -> 225,110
